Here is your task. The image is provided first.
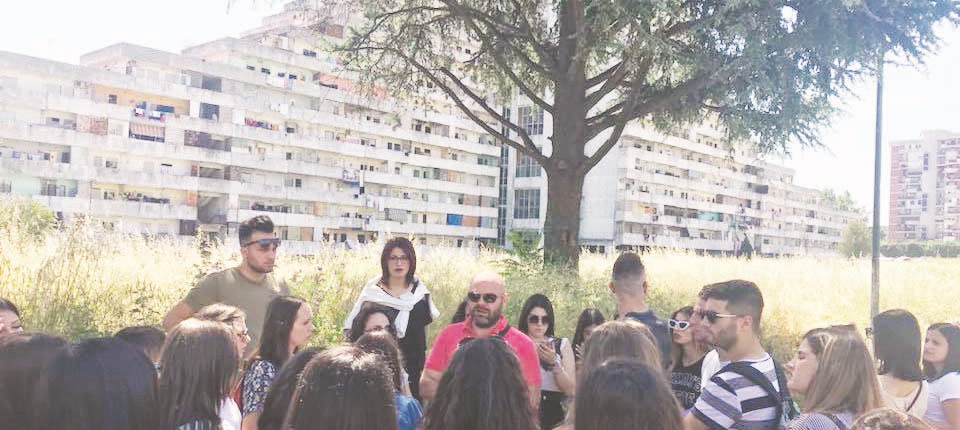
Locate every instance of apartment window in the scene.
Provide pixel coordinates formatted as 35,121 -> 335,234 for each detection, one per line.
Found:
518,106 -> 544,135
108,94 -> 117,104
515,152 -> 541,177
261,67 -> 271,74
514,189 -> 541,219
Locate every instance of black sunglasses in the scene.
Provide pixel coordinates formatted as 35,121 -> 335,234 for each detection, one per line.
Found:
527,315 -> 551,325
243,238 -> 281,250
697,310 -> 739,324
467,292 -> 498,304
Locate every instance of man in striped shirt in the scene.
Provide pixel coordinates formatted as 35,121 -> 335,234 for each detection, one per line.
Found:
684,280 -> 782,430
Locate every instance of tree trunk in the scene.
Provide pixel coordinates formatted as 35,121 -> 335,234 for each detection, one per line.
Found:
542,164 -> 584,269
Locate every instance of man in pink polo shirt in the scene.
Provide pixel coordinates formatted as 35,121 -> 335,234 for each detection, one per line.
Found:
420,270 -> 541,407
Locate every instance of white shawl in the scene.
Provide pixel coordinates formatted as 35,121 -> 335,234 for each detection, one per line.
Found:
343,276 -> 440,339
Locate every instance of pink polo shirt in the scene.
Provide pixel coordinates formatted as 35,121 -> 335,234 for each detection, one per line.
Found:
424,315 -> 541,388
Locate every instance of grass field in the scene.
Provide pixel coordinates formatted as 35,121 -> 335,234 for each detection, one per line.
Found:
1,202 -> 957,362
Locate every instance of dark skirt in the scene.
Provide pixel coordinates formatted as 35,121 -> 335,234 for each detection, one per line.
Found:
540,390 -> 566,430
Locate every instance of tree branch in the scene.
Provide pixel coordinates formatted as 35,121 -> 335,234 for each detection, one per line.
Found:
460,19 -> 554,114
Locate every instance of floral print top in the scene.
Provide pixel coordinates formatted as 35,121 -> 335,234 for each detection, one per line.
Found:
242,359 -> 278,415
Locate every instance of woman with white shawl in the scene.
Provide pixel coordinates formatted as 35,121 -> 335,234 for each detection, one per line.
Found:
344,237 -> 439,400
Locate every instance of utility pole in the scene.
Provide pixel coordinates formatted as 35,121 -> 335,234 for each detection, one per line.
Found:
871,52 -> 884,319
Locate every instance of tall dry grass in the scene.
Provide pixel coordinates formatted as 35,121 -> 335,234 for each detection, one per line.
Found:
1,199 -> 957,361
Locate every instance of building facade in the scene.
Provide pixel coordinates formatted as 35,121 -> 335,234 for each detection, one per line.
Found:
889,130 -> 960,242
0,5 -> 500,253
501,103 -> 860,256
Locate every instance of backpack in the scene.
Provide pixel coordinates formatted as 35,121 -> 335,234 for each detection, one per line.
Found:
721,360 -> 799,430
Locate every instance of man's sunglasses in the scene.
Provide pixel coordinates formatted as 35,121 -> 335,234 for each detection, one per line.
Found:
467,292 -> 498,304
668,319 -> 690,331
528,315 -> 551,325
243,238 -> 282,250
697,310 -> 740,324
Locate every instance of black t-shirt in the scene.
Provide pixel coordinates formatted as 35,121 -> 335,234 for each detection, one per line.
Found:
624,310 -> 672,369
378,282 -> 433,399
671,356 -> 704,410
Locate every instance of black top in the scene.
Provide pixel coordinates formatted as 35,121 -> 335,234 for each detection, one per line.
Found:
377,282 -> 433,400
624,310 -> 672,370
671,356 -> 704,410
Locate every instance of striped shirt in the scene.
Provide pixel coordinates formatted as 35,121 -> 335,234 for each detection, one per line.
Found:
786,411 -> 854,430
692,354 -> 781,430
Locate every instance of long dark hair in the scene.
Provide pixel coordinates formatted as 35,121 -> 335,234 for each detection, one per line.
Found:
0,333 -> 66,429
575,358 -> 682,430
159,319 -> 240,429
258,296 -> 307,367
924,323 -> 960,380
34,337 -> 161,430
423,337 -> 537,430
283,345 -> 396,430
0,298 -> 20,316
573,308 -> 606,360
349,304 -> 397,343
257,346 -> 324,430
381,237 -> 417,285
356,330 -> 406,391
517,293 -> 555,338
873,309 -> 924,381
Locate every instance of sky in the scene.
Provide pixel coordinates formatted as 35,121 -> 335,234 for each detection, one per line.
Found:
2,1 -> 959,224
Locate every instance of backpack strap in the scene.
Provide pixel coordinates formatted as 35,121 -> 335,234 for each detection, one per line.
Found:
497,324 -> 511,338
905,381 -> 923,413
720,360 -> 788,430
553,337 -> 563,357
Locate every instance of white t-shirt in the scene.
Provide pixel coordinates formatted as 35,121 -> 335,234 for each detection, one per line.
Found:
924,372 -> 960,426
219,398 -> 242,430
699,349 -> 729,390
880,378 -> 928,419
540,338 -> 569,392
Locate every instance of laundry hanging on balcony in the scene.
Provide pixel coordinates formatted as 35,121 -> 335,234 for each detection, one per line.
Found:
129,122 -> 165,142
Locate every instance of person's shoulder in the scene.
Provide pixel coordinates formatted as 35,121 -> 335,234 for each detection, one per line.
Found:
506,326 -> 536,346
198,267 -> 234,285
787,412 -> 841,430
249,358 -> 277,373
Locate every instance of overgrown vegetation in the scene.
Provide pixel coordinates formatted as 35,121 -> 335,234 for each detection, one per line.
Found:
1,197 -> 958,363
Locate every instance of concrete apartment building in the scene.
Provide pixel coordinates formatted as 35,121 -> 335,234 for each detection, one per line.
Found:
889,130 -> 960,242
0,5 -> 502,253
0,1 -> 858,255
502,106 -> 859,256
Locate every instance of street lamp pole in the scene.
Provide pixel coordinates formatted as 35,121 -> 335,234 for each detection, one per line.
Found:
870,51 -> 884,319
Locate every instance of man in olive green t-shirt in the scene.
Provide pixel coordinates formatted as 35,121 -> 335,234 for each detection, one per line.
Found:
163,216 -> 288,357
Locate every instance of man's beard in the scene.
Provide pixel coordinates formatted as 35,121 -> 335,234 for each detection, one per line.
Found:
471,306 -> 501,329
714,325 -> 738,352
247,260 -> 274,274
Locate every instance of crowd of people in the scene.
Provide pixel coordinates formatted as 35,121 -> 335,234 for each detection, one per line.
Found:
1,214 -> 958,430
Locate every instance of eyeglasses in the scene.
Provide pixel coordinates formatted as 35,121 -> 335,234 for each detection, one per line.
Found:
467,292 -> 498,304
698,310 -> 740,324
528,315 -> 551,325
243,238 -> 281,250
388,255 -> 410,262
668,319 -> 691,331
365,324 -> 392,333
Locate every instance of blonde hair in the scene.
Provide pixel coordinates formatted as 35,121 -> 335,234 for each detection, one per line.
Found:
579,320 -> 662,381
802,325 -> 884,415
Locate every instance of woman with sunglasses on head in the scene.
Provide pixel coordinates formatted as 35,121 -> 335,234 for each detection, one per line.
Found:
669,306 -> 710,414
518,294 -> 575,430
922,323 -> 960,430
784,325 -> 884,430
872,310 -> 928,418
344,237 -> 440,400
